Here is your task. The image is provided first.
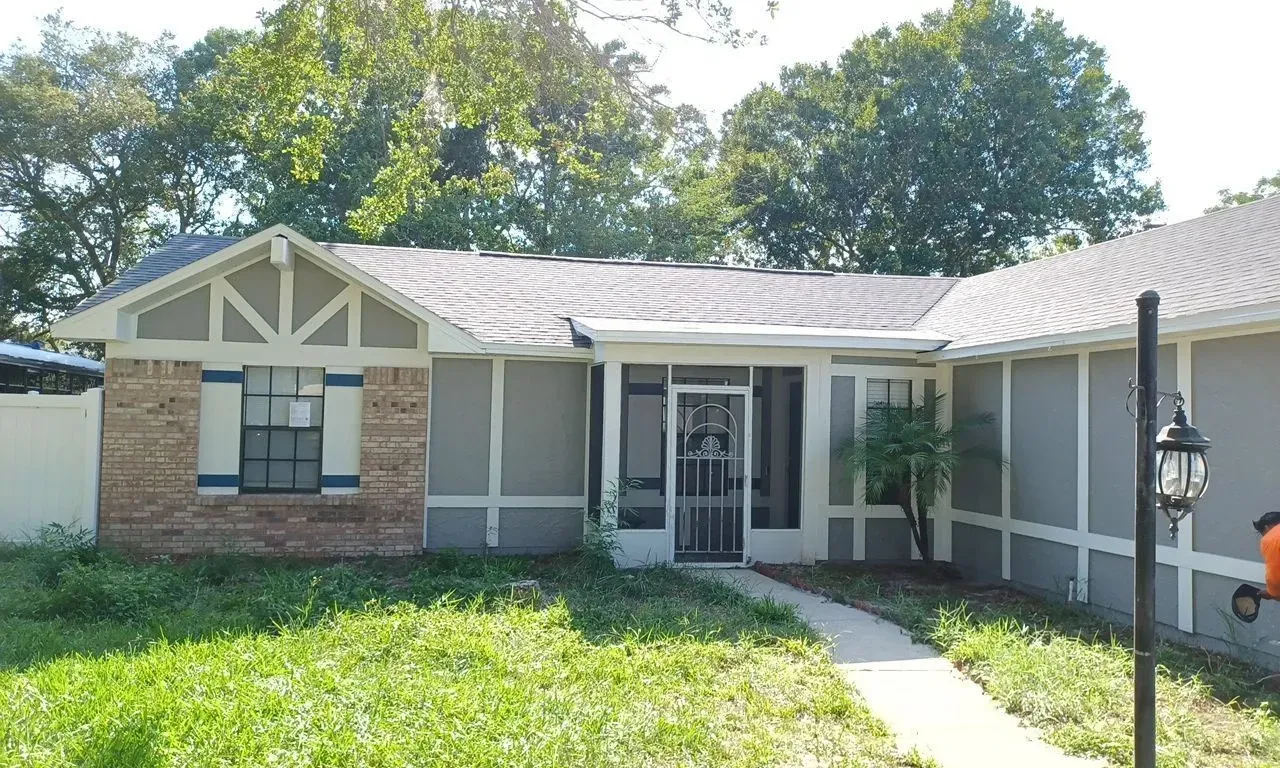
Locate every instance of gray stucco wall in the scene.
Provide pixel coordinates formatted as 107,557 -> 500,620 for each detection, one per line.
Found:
1010,356 -> 1077,529
1087,346 -> 1177,543
425,508 -> 488,552
360,293 -> 418,349
863,517 -> 933,561
1009,533 -> 1076,596
952,362 -> 1003,516
497,508 -> 583,553
1086,550 -> 1178,627
302,306 -> 348,346
828,518 -> 855,561
501,360 -> 587,496
1191,332 -> 1280,561
223,300 -> 265,343
292,256 -> 346,333
1193,570 -> 1280,665
428,358 -> 492,495
829,376 -> 856,505
225,258 -> 280,331
136,284 -> 211,341
865,517 -> 912,561
951,522 -> 1003,583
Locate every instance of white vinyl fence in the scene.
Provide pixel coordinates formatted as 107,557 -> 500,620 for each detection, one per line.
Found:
0,389 -> 102,541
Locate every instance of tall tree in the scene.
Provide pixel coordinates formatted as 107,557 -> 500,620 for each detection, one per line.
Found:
0,18 -> 241,339
1206,171 -> 1280,213
720,0 -> 1163,276
214,0 -> 733,260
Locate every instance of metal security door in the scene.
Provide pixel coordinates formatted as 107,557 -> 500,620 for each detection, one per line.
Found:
666,385 -> 752,564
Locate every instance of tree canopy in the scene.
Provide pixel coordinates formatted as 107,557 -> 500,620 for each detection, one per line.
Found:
719,0 -> 1163,275
1,0 -> 1168,341
0,18 -> 241,339
1206,171 -> 1280,213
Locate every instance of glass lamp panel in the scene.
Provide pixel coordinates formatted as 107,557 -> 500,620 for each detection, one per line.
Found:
1157,449 -> 1183,501
1185,452 -> 1209,500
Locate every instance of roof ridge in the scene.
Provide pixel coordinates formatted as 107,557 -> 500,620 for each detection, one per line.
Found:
329,240 -> 962,280
330,240 -> 839,277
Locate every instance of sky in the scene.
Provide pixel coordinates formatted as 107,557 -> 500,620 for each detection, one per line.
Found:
3,0 -> 1277,224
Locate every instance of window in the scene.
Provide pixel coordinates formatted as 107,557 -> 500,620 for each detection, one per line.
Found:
241,366 -> 324,492
866,378 -> 912,505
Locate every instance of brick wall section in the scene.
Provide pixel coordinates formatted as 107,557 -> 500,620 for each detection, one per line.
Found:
97,359 -> 429,557
99,359 -> 203,553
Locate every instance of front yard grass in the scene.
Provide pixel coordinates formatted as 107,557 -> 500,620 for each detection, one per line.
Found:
761,563 -> 1280,768
0,537 -> 911,768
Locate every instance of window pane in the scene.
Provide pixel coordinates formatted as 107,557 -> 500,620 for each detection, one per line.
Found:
298,368 -> 324,396
297,431 -> 321,461
245,366 -> 271,395
268,461 -> 295,488
268,430 -> 296,459
867,379 -> 888,406
269,397 -> 292,426
295,461 -> 319,489
244,396 -> 270,426
243,460 -> 267,488
271,367 -> 298,396
299,397 -> 324,426
243,429 -> 269,459
889,380 -> 912,408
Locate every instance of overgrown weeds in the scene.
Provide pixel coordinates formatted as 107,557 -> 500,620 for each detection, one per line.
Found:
0,533 -> 909,767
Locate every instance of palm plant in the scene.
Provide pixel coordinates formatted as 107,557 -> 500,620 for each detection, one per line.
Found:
837,392 -> 1003,562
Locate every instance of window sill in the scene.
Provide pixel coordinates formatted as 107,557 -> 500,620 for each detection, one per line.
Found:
196,493 -> 362,507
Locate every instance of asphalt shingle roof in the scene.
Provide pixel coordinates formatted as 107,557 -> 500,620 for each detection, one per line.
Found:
68,194 -> 1280,354
918,195 -> 1280,351
329,244 -> 957,348
71,236 -> 958,349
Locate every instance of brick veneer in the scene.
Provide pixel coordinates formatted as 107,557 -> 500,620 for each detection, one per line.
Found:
98,359 -> 429,556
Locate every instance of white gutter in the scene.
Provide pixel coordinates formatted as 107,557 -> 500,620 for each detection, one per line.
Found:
570,316 -> 953,352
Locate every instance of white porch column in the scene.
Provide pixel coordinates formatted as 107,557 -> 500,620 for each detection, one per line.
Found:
801,356 -> 829,564
599,361 -> 623,528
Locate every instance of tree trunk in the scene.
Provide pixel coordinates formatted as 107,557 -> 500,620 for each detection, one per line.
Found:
894,482 -> 932,563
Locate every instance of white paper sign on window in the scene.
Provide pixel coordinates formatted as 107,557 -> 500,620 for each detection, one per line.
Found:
288,400 -> 311,428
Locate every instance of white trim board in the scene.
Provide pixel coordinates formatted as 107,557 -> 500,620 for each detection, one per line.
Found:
53,224 -> 484,354
572,316 -> 951,351
949,508 -> 1265,584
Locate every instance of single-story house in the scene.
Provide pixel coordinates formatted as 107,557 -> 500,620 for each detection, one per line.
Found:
52,195 -> 1280,663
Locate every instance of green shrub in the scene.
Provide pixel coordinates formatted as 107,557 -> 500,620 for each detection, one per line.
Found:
43,560 -> 182,623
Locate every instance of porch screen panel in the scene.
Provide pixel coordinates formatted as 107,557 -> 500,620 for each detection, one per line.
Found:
618,364 -> 665,529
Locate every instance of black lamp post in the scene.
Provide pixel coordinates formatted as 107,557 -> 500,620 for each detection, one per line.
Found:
1132,290 -> 1212,768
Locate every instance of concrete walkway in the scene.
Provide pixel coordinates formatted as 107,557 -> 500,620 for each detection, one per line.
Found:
714,569 -> 1102,768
